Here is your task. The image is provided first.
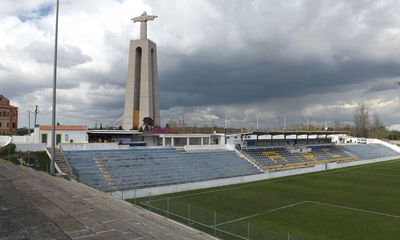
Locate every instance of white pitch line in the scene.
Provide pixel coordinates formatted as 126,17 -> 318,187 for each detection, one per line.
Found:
216,200 -> 400,227
308,201 -> 400,219
215,201 -> 308,226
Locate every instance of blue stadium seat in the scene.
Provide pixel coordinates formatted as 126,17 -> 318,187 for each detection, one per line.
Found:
242,145 -> 353,171
64,148 -> 262,192
339,144 -> 399,160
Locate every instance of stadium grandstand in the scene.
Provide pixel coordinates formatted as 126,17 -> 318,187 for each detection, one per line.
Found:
64,148 -> 262,192
57,130 -> 400,197
240,131 -> 400,171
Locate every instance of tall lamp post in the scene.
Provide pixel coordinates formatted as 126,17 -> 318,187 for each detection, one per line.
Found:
397,82 -> 400,111
303,116 -> 309,130
50,0 -> 59,175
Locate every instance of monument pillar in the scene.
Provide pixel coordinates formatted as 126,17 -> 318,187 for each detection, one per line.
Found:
123,12 -> 160,130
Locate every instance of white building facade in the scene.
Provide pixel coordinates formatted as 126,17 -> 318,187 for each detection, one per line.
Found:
33,125 -> 88,147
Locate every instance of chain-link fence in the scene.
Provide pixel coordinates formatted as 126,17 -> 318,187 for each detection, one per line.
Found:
139,197 -> 301,240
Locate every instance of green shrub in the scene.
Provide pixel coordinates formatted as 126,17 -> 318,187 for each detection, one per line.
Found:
0,144 -> 16,157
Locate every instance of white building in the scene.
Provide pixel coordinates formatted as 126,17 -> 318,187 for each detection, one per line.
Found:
33,125 -> 88,147
144,133 -> 226,147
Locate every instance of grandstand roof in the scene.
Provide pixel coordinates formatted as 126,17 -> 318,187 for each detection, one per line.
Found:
243,130 -> 349,137
87,129 -> 142,135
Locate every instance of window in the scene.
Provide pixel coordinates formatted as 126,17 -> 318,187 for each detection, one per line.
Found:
7,123 -> 9,127
0,123 -> 2,127
65,134 -> 69,141
12,123 -> 15,128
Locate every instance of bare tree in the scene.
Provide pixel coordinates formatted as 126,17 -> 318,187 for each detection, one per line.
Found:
333,121 -> 342,131
353,103 -> 370,137
372,114 -> 385,138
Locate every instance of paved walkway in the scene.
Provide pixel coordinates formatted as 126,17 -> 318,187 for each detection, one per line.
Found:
0,160 -> 215,240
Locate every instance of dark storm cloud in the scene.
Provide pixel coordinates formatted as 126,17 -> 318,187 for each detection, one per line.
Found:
25,41 -> 92,68
4,0 -> 400,127
368,80 -> 398,92
158,53 -> 400,109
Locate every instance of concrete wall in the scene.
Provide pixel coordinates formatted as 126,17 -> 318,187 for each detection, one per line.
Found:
184,144 -> 229,151
60,143 -> 130,151
12,135 -> 34,143
15,143 -> 46,152
111,155 -> 400,199
0,135 -> 34,144
0,136 -> 11,147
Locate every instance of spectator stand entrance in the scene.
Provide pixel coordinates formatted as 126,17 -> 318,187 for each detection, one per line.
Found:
240,131 -> 355,172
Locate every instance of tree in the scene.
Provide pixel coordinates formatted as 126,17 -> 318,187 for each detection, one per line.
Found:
17,128 -> 28,136
332,121 -> 342,131
142,117 -> 154,131
353,103 -> 369,137
372,114 -> 385,138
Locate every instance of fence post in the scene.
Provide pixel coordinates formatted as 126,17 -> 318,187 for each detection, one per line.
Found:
288,232 -> 291,240
214,211 -> 217,236
134,189 -> 136,204
188,203 -> 191,225
247,221 -> 250,240
167,198 -> 170,217
121,190 -> 124,200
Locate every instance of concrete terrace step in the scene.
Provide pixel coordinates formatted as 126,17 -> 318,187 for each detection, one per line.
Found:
0,160 -> 215,240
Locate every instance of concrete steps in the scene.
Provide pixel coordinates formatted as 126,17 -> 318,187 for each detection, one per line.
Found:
47,148 -> 74,177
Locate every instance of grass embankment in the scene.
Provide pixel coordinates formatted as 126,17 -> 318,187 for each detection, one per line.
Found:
0,144 -> 51,172
128,159 -> 400,240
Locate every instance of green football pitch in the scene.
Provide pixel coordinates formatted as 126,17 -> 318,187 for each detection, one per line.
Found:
128,159 -> 400,240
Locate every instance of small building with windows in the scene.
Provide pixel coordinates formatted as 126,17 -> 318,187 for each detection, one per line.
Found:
33,125 -> 88,147
0,95 -> 18,135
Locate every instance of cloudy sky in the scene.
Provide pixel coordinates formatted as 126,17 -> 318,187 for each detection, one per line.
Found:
2,0 -> 400,129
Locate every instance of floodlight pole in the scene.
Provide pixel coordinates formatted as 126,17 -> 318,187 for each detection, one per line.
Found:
26,110 -> 31,135
256,114 -> 259,131
303,116 -> 309,130
224,113 -> 227,144
283,117 -> 286,130
50,0 -> 59,175
397,81 -> 400,111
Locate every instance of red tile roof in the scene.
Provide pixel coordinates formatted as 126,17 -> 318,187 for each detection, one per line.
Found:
39,125 -> 88,131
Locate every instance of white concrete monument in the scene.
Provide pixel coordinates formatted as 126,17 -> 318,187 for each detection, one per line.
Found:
123,11 -> 160,130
